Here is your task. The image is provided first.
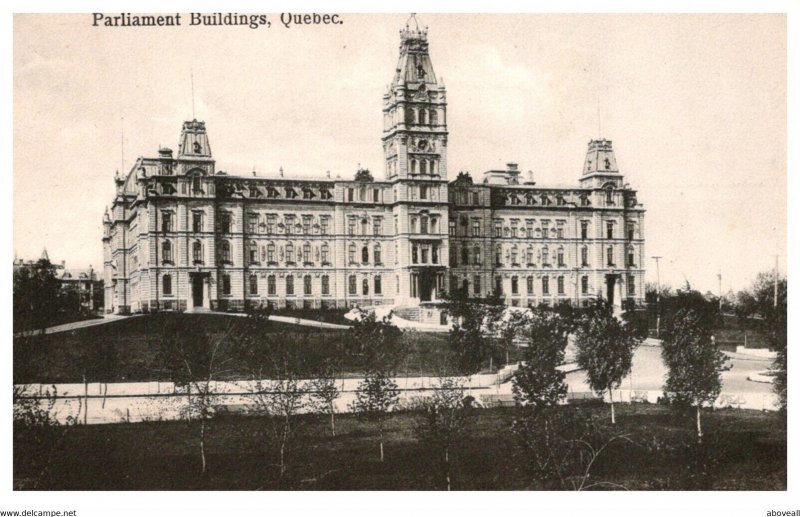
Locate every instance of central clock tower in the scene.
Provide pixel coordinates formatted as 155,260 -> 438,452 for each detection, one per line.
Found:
382,22 -> 447,181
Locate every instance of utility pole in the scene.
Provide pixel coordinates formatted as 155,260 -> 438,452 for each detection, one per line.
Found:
652,256 -> 662,338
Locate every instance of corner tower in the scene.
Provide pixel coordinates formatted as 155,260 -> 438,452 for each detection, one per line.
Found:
382,18 -> 447,180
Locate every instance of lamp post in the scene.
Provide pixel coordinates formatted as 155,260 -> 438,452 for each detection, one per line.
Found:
651,256 -> 662,338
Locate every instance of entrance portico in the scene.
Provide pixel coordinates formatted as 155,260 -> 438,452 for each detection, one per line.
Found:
188,271 -> 210,311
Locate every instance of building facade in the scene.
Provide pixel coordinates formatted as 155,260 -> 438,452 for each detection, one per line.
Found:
103,24 -> 644,314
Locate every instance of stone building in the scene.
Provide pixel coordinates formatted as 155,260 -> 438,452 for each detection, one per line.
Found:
102,22 -> 644,314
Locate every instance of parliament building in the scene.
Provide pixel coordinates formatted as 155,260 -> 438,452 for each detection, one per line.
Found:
103,22 -> 645,314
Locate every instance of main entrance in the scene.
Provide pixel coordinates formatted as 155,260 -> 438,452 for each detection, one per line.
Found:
191,274 -> 205,308
605,273 -> 618,306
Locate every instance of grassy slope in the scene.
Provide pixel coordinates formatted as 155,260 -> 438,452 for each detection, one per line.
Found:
13,404 -> 786,490
13,313 -> 458,384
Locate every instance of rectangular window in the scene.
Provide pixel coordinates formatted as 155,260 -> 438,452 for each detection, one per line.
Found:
581,220 -> 588,240
304,276 -> 312,295
347,188 -> 354,202
163,275 -> 172,295
607,246 -> 615,266
420,217 -> 428,235
526,276 -> 534,295
248,214 -> 258,234
373,218 -> 381,236
249,275 -> 258,295
192,212 -> 203,233
449,221 -> 456,236
511,276 -> 519,295
494,220 -> 502,237
628,275 -> 636,295
581,276 -> 589,294
420,185 -> 428,200
267,215 -> 276,234
321,275 -> 330,296
526,220 -> 534,238
348,275 -> 356,295
420,247 -> 429,264
373,188 -> 381,203
542,277 -> 550,295
495,276 -> 503,295
557,226 -> 564,239
607,221 -> 614,239
471,191 -> 480,205
627,224 -> 635,241
348,218 -> 356,236
557,276 -> 565,295
222,274 -> 231,295
474,275 -> 481,295
161,211 -> 173,233
581,247 -> 588,267
320,216 -> 329,235
374,276 -> 382,295
542,221 -> 549,239
510,220 -> 518,238
472,219 -> 481,237
302,216 -> 311,235
286,276 -> 294,296
628,250 -> 636,267
268,275 -> 276,296
219,213 -> 231,233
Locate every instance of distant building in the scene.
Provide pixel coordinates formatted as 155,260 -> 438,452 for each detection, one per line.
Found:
102,21 -> 644,314
14,248 -> 103,312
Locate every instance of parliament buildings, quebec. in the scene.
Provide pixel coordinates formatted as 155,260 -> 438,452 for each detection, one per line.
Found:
103,22 -> 645,314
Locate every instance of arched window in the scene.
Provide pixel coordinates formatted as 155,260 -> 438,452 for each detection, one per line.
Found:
557,247 -> 565,267
581,246 -> 589,266
411,159 -> 417,174
361,245 -> 369,264
627,246 -> 636,267
557,276 -> 565,295
418,108 -> 426,125
163,274 -> 172,295
303,242 -> 311,263
286,242 -> 294,263
362,278 -> 369,295
374,244 -> 382,265
192,241 -> 203,264
220,240 -> 231,263
542,247 -> 549,266
607,246 -> 615,266
321,242 -> 330,264
162,240 -> 173,263
495,245 -> 503,266
348,243 -> 356,263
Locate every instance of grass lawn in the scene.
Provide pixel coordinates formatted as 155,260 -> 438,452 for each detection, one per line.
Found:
13,404 -> 786,490
14,313 -> 500,385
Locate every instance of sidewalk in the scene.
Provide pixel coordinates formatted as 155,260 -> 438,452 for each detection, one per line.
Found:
13,314 -> 138,338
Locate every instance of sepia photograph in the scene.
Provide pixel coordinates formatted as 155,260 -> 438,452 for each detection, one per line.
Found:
5,5 -> 794,516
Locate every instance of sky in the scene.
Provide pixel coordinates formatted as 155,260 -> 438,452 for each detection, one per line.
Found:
12,13 -> 786,293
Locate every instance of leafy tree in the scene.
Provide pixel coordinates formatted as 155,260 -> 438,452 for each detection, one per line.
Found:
13,259 -> 62,333
413,377 -> 469,490
442,288 -> 504,376
661,308 -> 728,440
512,310 -> 571,409
512,407 -> 633,490
232,305 -> 310,483
350,373 -> 399,462
156,316 -> 238,475
349,309 -> 405,375
309,359 -> 341,437
575,301 -> 642,424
